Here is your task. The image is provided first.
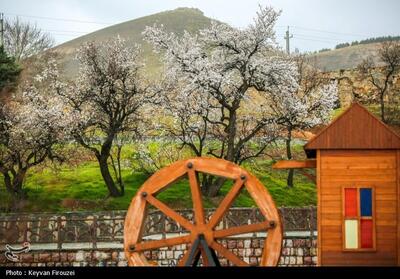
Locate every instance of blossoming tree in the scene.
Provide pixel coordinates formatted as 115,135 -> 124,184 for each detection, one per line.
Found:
0,61 -> 71,202
265,55 -> 338,187
57,37 -> 152,197
143,5 -> 299,196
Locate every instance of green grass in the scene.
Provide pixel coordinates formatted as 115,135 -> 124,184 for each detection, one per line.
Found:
0,154 -> 316,213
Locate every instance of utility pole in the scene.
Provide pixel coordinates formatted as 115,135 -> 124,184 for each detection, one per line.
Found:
0,13 -> 4,48
284,26 -> 293,55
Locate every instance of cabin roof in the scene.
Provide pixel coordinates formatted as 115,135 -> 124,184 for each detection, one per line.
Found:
304,102 -> 400,158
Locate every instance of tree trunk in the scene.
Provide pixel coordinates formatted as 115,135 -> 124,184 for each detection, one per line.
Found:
225,109 -> 237,162
200,174 -> 226,198
380,92 -> 386,123
3,169 -> 28,210
286,130 -> 294,188
97,154 -> 123,197
12,169 -> 27,198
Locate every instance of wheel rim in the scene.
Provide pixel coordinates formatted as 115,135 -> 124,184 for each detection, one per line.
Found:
124,157 -> 283,266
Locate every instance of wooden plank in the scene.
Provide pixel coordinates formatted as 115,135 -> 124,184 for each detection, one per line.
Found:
321,156 -> 396,164
374,232 -> 397,240
321,200 -> 341,208
134,235 -> 191,252
317,150 -> 322,266
320,184 -> 397,195
124,195 -> 148,266
321,220 -> 342,226
210,241 -> 249,266
397,150 -> 400,266
321,175 -> 396,182
187,169 -> 205,226
261,227 -> 283,266
321,207 -> 342,214
272,160 -> 316,169
375,226 -> 397,233
244,172 -> 283,266
321,163 -> 396,170
322,251 -> 397,263
190,157 -> 241,179
322,244 -> 396,252
177,249 -> 191,267
322,169 -> 396,176
139,160 -> 188,195
320,195 -> 341,202
375,207 -> 397,214
322,231 -> 344,239
376,220 -> 397,226
322,150 -> 395,157
320,213 -> 342,220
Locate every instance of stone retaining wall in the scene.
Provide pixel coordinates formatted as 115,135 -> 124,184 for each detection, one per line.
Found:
0,208 -> 317,267
0,237 -> 317,267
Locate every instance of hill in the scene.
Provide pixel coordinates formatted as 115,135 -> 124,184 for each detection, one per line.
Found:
55,7 -> 213,78
54,8 -> 397,76
310,42 -> 386,72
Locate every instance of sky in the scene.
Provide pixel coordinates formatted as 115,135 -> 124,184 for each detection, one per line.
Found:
1,0 -> 399,53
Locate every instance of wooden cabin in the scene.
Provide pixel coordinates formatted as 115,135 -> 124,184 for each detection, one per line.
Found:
274,103 -> 400,266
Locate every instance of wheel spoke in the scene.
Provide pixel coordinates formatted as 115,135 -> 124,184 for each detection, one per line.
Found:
177,248 -> 192,266
145,194 -> 195,232
133,235 -> 191,252
213,221 -> 272,238
210,241 -> 249,266
208,179 -> 244,229
188,169 -> 205,225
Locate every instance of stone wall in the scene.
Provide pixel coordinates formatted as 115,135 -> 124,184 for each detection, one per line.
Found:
0,237 -> 317,267
0,208 -> 317,267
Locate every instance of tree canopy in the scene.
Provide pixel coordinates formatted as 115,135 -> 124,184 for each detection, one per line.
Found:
0,46 -> 21,93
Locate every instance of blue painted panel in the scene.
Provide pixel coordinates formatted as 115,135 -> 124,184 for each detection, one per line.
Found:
360,188 -> 372,217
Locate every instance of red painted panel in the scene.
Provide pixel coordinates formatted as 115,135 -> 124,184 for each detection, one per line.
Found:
345,188 -> 357,217
360,219 -> 373,248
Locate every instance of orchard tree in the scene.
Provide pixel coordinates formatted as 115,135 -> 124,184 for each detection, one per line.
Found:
358,41 -> 400,123
0,65 -> 71,202
144,6 -> 299,196
372,41 -> 400,123
57,37 -> 153,197
4,17 -> 54,62
265,55 -> 338,187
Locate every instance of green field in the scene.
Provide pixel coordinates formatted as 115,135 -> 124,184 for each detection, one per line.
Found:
0,148 -> 316,213
1,108 -> 355,213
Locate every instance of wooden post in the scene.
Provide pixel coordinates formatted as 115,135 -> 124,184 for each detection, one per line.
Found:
316,150 -> 322,266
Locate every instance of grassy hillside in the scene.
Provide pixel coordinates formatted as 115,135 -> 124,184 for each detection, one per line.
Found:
55,7 -> 213,78
54,7 -> 393,75
0,144 -> 316,213
310,42 -> 386,71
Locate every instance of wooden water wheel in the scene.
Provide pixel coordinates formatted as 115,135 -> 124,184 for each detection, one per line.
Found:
124,157 -> 283,266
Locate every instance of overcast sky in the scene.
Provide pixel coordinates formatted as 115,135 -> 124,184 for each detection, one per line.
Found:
2,0 -> 399,52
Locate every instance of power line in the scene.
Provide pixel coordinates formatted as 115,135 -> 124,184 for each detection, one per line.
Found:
3,12 -> 114,25
42,29 -> 90,35
293,33 -> 348,42
289,25 -> 368,38
292,36 -> 335,44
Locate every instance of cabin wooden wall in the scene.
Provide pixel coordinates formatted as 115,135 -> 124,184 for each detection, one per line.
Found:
318,149 -> 398,266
